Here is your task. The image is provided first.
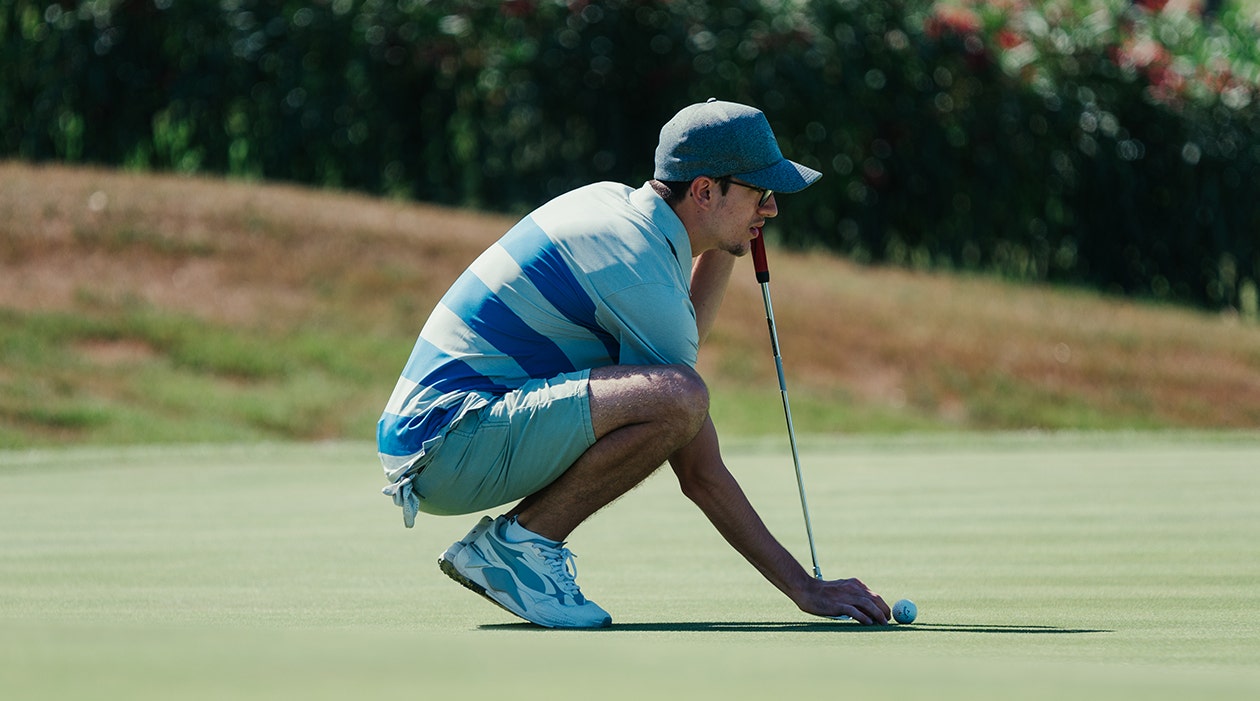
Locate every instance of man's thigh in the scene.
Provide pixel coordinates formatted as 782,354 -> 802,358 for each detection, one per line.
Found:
586,364 -> 706,438
412,369 -> 596,515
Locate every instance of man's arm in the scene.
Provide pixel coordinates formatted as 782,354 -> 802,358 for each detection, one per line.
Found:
690,250 -> 736,345
668,416 -> 891,624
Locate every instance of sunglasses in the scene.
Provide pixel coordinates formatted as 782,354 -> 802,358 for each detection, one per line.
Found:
723,178 -> 774,207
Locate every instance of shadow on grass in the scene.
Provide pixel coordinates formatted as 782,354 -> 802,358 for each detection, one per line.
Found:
481,621 -> 1112,634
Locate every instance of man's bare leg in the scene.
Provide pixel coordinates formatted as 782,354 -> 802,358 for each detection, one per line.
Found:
510,364 -> 709,541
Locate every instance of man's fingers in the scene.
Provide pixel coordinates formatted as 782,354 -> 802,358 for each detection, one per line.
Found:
872,593 -> 892,620
859,597 -> 890,625
834,602 -> 884,626
835,606 -> 870,624
827,579 -> 890,625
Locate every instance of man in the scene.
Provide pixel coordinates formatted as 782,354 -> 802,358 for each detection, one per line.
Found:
377,99 -> 890,628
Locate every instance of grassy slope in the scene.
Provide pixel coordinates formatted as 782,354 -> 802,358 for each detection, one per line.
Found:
2,160 -> 1260,448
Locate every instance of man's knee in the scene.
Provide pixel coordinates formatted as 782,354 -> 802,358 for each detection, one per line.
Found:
651,364 -> 709,432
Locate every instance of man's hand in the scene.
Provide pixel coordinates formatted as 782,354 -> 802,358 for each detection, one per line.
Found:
794,576 -> 891,625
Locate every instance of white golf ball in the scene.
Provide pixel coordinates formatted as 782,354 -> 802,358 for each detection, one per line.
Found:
892,598 -> 917,624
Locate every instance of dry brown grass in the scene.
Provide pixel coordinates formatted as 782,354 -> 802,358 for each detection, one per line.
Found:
0,161 -> 500,329
3,160 -> 1259,441
733,253 -> 1260,428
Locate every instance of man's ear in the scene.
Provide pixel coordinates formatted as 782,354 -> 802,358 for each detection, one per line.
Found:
689,176 -> 717,209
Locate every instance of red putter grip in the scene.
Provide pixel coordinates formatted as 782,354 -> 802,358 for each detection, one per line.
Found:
752,231 -> 770,283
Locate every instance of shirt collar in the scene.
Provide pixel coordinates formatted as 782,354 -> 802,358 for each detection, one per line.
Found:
630,182 -> 692,273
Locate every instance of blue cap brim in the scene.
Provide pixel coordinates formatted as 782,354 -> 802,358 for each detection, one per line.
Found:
736,158 -> 822,194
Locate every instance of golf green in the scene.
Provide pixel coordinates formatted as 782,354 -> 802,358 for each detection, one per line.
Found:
2,433 -> 1258,699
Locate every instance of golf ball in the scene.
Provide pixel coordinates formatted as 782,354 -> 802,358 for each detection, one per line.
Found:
892,598 -> 917,624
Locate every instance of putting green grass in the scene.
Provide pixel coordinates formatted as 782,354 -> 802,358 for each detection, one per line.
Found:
2,433 -> 1259,700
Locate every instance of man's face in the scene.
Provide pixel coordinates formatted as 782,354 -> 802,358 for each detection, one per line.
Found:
713,179 -> 777,257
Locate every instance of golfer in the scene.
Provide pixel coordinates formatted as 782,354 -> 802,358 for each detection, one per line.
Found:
377,99 -> 890,628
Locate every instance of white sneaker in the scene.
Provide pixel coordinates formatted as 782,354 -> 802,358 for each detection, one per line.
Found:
438,515 -> 611,628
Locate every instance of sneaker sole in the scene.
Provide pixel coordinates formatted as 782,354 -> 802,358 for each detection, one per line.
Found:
438,555 -> 520,619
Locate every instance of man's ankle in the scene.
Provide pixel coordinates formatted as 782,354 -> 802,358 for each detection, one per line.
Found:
502,515 -> 562,546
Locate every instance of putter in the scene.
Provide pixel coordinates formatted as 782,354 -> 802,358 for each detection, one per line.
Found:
750,232 -> 823,581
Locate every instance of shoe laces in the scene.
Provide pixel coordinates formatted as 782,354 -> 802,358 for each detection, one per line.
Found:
535,544 -> 582,597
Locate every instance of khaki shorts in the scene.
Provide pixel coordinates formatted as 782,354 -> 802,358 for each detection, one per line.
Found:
407,370 -> 596,516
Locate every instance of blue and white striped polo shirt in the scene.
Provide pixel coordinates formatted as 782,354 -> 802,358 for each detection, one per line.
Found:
377,182 -> 697,479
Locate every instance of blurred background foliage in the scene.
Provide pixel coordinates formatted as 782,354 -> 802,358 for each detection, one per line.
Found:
3,0 -> 1258,312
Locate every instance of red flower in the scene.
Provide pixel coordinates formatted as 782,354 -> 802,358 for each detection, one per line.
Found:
996,29 -> 1024,50
925,5 -> 983,40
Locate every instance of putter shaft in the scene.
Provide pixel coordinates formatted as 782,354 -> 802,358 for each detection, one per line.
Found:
757,278 -> 823,581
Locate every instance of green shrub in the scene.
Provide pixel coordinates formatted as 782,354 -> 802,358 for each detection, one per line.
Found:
2,0 -> 1257,310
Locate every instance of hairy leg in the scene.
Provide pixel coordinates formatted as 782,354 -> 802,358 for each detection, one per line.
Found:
510,364 -> 709,541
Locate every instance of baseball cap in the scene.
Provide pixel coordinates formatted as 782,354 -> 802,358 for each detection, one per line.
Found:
653,98 -> 822,193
